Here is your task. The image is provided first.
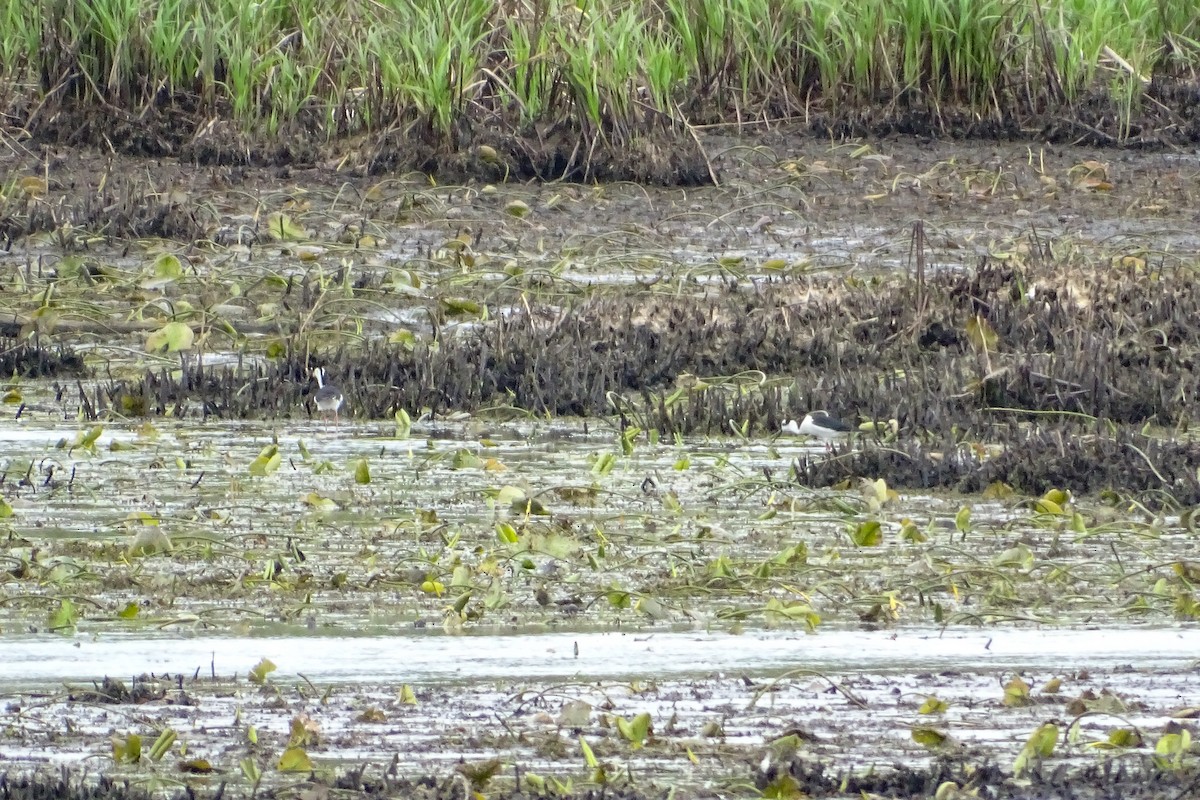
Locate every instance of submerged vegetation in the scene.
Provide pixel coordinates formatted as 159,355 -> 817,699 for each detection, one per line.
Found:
2,0 -> 1200,177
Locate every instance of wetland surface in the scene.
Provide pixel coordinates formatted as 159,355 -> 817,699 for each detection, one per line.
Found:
2,130 -> 1200,798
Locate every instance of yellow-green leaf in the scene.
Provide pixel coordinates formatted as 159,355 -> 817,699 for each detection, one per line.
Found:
146,321 -> 194,353
918,696 -> 949,714
911,727 -> 949,748
850,520 -> 883,546
248,658 -> 277,685
265,212 -> 307,241
153,253 -> 183,279
249,445 -> 281,476
276,747 -> 312,772
966,313 -> 999,351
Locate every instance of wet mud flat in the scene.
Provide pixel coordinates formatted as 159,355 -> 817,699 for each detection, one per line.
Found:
3,126 -> 1200,799
2,649 -> 1198,800
0,413 -> 1197,798
3,131 -> 1200,502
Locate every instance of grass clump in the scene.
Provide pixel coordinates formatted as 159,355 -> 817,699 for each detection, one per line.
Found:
0,1 -> 1198,150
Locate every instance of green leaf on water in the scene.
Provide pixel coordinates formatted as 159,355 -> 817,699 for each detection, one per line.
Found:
592,451 -> 617,475
495,521 -> 519,544
117,602 -> 140,619
579,736 -> 598,768
850,520 -> 883,546
111,732 -> 142,763
440,297 -> 481,316
265,212 -> 307,241
0,497 -> 12,518
276,746 -> 312,772
452,449 -> 485,469
248,658 -> 277,685
49,598 -> 78,632
1027,722 -> 1059,757
249,445 -> 281,476
1090,728 -> 1142,749
389,328 -> 417,349
153,253 -> 183,279
606,587 -> 631,609
760,774 -> 803,799
146,321 -> 194,353
399,684 -> 418,705
954,505 -> 971,532
504,199 -> 530,218
1003,675 -> 1032,707
82,425 -> 104,448
394,408 -> 412,438
764,598 -> 821,630
918,696 -> 949,714
899,518 -> 925,542
354,458 -> 371,484
994,543 -> 1035,569
911,726 -> 950,748
240,756 -> 260,783
616,712 -> 652,749
1034,498 -> 1064,515
1154,729 -> 1191,768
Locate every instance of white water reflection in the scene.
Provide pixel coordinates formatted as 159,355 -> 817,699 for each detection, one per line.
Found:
1,626 -> 1195,688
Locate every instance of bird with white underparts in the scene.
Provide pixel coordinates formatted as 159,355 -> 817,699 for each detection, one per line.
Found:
780,410 -> 856,449
311,367 -> 345,425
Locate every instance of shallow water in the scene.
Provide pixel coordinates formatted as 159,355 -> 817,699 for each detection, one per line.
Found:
1,626 -> 1197,691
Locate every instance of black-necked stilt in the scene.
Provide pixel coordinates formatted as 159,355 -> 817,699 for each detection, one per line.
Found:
312,367 -> 344,425
781,411 -> 855,448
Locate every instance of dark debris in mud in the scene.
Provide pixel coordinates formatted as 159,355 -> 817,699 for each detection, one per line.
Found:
769,756 -> 1197,800
11,75 -> 1200,189
0,335 -> 86,379
76,256 -> 1200,503
15,100 -> 712,187
4,756 -> 1196,800
792,428 -> 1200,505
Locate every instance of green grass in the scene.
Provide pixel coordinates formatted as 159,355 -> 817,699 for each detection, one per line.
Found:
1,0 -> 1197,140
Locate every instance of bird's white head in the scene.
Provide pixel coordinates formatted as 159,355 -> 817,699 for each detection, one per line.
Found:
780,419 -> 802,435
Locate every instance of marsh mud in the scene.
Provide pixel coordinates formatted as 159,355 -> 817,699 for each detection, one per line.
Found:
3,129 -> 1200,501
2,127 -> 1200,797
17,76 -> 1200,184
2,629 -> 1199,800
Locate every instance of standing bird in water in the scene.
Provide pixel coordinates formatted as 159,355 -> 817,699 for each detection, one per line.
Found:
312,367 -> 344,425
780,411 -> 855,449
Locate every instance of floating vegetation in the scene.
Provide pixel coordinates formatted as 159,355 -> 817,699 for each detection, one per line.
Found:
2,117 -> 1200,797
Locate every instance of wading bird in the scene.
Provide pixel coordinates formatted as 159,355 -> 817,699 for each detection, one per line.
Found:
312,367 -> 344,425
780,411 -> 855,449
